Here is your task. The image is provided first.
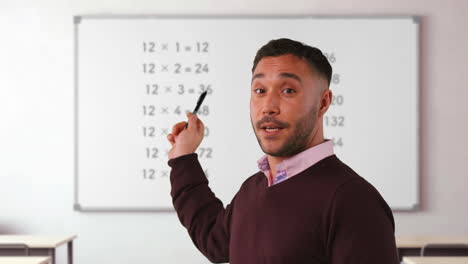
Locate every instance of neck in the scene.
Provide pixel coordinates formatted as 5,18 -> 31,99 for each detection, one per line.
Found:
267,128 -> 325,178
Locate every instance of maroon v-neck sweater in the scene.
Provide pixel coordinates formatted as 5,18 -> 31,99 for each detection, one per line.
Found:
168,153 -> 398,264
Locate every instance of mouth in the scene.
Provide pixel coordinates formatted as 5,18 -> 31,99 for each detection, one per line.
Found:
260,123 -> 285,134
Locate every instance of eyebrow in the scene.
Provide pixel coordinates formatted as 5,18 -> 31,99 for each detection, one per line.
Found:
251,72 -> 303,84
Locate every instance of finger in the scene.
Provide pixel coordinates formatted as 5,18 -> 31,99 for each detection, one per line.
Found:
172,121 -> 186,134
196,117 -> 205,134
167,134 -> 175,146
185,112 -> 193,128
188,114 -> 205,136
187,114 -> 199,133
172,121 -> 187,136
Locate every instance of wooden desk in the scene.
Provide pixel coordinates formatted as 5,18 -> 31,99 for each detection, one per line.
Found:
0,236 -> 76,264
0,257 -> 51,264
398,237 -> 468,248
403,257 -> 468,264
397,236 -> 468,261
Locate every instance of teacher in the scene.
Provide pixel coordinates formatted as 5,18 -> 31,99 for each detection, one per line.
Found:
166,38 -> 398,264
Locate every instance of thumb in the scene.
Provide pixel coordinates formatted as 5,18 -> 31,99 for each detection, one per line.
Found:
187,113 -> 199,132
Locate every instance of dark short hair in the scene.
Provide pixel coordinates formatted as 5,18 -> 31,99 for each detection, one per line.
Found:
252,38 -> 332,86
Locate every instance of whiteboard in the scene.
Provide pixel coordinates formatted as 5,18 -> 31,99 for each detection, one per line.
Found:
74,15 -> 420,212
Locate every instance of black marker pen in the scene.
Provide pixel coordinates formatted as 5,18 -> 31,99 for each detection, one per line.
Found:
186,90 -> 208,128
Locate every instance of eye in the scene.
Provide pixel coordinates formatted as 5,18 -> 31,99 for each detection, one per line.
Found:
282,88 -> 295,94
254,88 -> 265,94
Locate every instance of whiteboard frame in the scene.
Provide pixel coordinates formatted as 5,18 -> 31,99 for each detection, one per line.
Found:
73,14 -> 421,212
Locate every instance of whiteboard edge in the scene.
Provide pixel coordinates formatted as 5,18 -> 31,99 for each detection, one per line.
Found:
415,15 -> 421,211
73,14 -> 421,20
391,15 -> 421,212
73,16 -> 80,211
74,15 -> 82,24
74,204 -> 175,213
392,203 -> 420,212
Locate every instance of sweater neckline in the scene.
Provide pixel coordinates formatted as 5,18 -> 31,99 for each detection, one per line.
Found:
259,154 -> 338,191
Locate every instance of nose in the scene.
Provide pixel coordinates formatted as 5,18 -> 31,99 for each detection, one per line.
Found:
261,92 -> 280,116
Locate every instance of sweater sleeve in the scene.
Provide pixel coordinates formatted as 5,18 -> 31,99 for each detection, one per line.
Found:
168,153 -> 233,263
325,178 -> 399,264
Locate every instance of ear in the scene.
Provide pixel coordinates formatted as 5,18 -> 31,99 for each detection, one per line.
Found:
318,88 -> 332,118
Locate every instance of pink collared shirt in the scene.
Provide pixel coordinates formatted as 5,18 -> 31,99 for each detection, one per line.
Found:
257,140 -> 335,187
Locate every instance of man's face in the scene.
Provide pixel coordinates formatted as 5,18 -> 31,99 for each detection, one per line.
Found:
250,54 -> 325,157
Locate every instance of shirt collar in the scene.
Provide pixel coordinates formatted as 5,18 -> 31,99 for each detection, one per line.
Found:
257,139 -> 334,186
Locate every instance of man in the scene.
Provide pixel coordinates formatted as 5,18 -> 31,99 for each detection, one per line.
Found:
166,38 -> 398,264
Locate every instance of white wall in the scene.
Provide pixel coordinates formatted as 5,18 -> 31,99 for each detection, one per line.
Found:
0,0 -> 467,263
